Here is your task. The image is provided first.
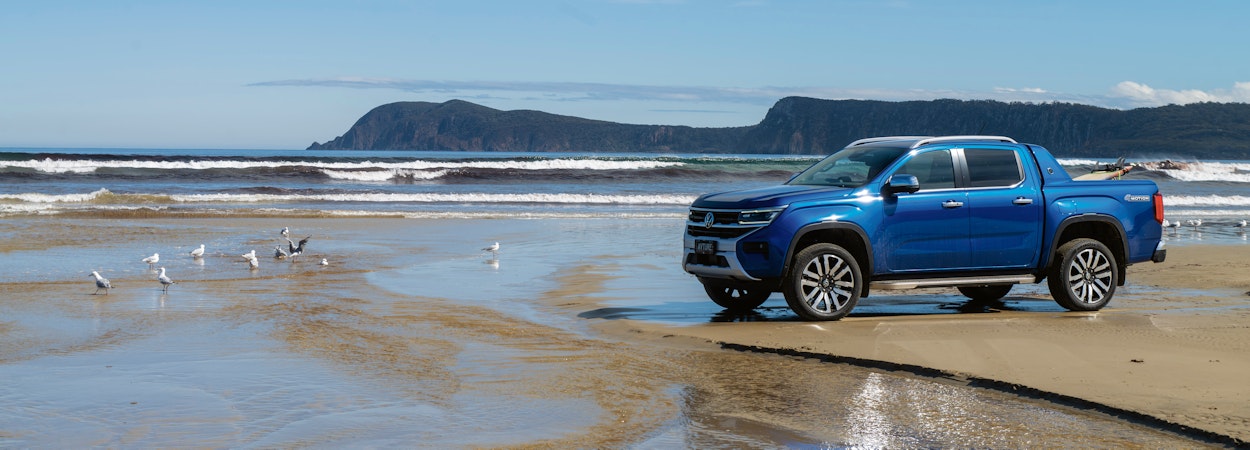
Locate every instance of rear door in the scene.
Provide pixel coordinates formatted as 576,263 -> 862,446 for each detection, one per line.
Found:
961,146 -> 1043,269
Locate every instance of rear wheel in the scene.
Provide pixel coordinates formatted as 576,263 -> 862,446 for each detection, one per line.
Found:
701,280 -> 772,311
782,243 -> 861,321
1048,238 -> 1118,311
957,285 -> 1013,302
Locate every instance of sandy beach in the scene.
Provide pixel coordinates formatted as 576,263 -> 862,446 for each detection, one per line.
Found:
1,215 -> 1245,447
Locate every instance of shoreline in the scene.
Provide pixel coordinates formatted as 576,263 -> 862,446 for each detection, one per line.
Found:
592,244 -> 1250,445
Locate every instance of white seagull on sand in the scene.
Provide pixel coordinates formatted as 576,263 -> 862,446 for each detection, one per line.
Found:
245,254 -> 260,270
1186,219 -> 1203,228
319,258 -> 329,266
190,244 -> 205,258
142,253 -> 160,268
89,271 -> 112,295
482,242 -> 500,255
281,226 -> 290,239
241,249 -> 256,261
157,267 -> 175,292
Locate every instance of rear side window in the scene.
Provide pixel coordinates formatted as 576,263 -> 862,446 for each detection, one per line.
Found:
965,149 -> 1022,187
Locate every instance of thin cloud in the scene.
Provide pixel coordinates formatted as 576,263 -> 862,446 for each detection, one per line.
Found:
1109,81 -> 1250,108
250,77 -> 1249,110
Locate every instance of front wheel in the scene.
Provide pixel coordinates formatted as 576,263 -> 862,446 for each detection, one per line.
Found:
1048,238 -> 1118,311
782,243 -> 862,321
702,280 -> 772,311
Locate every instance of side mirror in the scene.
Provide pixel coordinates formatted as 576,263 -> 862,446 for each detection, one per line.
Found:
884,174 -> 920,195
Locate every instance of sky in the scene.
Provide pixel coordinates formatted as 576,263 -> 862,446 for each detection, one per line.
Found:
3,0 -> 1249,150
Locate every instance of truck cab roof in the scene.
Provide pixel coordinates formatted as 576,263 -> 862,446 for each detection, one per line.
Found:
848,135 -> 1019,149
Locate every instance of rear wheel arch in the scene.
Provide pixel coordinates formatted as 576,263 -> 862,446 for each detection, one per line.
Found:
786,223 -> 873,297
1050,216 -> 1128,286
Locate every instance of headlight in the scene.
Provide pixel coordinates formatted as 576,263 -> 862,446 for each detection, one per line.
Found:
738,207 -> 786,225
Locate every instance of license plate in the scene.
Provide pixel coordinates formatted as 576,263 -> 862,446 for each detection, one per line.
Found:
695,240 -> 717,255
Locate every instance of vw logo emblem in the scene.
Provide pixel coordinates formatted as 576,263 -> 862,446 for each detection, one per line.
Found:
703,212 -> 715,229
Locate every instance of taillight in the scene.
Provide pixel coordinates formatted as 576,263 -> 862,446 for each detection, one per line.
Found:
1153,192 -> 1165,224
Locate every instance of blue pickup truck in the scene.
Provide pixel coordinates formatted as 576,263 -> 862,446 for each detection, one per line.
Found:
683,135 -> 1167,321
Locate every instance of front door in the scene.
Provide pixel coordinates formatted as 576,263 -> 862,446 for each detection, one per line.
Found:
878,149 -> 970,272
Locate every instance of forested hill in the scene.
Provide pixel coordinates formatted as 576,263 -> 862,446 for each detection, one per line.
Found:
308,97 -> 1250,158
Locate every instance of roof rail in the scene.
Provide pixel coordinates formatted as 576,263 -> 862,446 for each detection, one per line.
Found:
848,136 -> 933,147
911,135 -> 1017,148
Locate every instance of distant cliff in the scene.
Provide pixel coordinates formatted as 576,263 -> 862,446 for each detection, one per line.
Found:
309,97 -> 1250,158
306,99 -> 747,153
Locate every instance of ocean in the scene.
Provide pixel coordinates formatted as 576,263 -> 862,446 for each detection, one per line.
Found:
2,148 -> 1247,245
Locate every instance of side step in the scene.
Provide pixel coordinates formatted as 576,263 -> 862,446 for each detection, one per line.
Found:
870,274 -> 1038,290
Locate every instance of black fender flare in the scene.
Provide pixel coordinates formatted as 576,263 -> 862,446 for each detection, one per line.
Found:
1047,214 -> 1129,285
785,222 -> 874,296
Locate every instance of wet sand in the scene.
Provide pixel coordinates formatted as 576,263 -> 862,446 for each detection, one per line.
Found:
608,243 -> 1250,445
0,215 -> 1240,447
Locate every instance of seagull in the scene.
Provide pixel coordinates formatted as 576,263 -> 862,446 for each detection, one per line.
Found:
281,226 -> 290,239
1186,219 -> 1203,228
274,245 -> 288,259
482,242 -> 500,255
142,253 -> 160,268
241,249 -> 256,261
89,271 -> 112,295
319,258 -> 329,266
245,254 -> 260,270
1235,219 -> 1247,229
286,236 -> 311,261
190,244 -> 205,258
157,267 -> 175,292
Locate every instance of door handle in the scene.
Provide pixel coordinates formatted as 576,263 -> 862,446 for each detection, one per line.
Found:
1012,197 -> 1034,205
942,200 -> 964,208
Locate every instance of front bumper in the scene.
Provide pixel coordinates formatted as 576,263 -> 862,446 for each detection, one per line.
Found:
682,234 -> 760,281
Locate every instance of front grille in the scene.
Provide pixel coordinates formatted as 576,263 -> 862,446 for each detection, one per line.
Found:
686,208 -> 763,238
687,210 -> 739,226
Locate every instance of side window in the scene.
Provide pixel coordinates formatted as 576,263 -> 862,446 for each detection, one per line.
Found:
896,149 -> 955,190
965,149 -> 1022,187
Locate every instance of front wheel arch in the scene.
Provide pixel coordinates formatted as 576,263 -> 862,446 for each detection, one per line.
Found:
786,223 -> 873,298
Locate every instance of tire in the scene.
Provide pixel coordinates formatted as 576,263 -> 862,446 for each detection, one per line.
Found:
702,280 -> 772,311
1048,238 -> 1118,311
957,285 -> 1013,302
782,243 -> 862,321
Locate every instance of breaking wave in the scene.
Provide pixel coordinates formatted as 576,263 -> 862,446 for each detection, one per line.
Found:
0,156 -> 684,175
0,188 -> 694,206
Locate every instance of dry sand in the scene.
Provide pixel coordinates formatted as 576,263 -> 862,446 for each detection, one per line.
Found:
600,244 -> 1250,444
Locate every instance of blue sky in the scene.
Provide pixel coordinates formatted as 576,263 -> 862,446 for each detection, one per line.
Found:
3,0 -> 1248,149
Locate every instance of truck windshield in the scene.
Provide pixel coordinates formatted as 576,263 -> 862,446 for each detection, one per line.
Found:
788,146 -> 910,187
